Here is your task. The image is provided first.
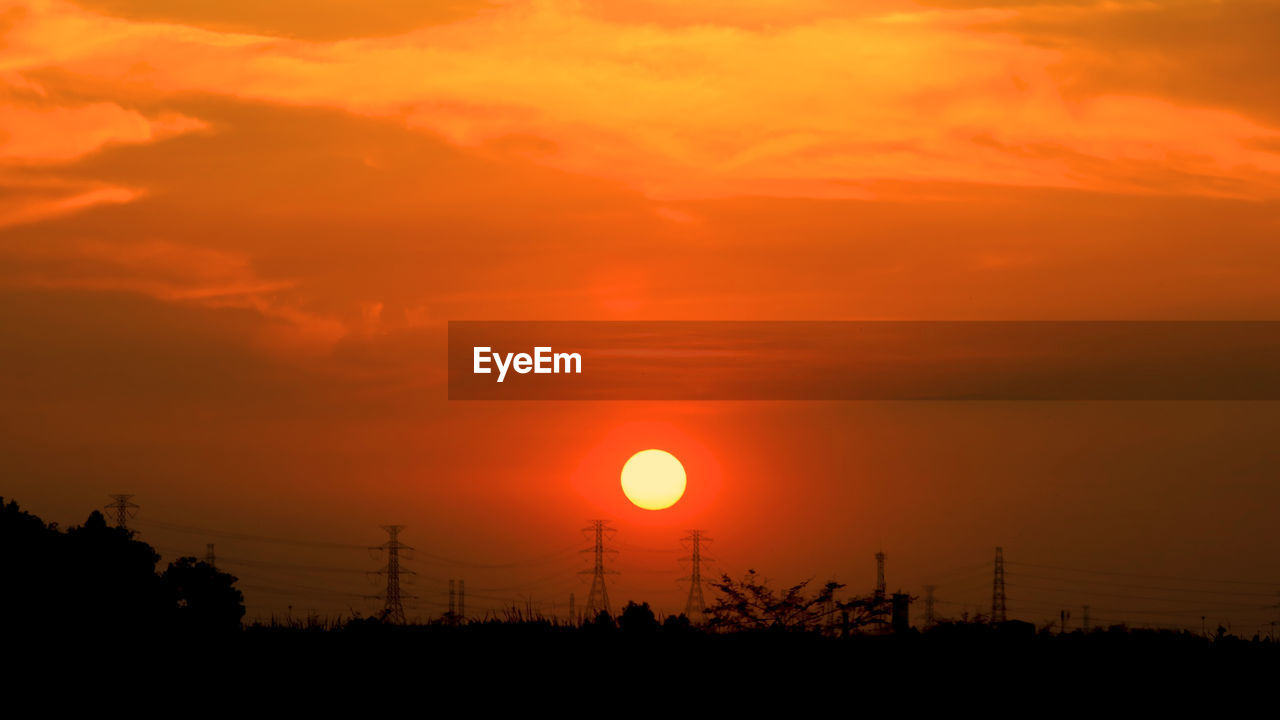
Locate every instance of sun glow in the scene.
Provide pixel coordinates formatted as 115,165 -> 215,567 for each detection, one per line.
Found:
620,449 -> 687,510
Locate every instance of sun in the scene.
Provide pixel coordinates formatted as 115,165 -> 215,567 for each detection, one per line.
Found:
620,449 -> 687,510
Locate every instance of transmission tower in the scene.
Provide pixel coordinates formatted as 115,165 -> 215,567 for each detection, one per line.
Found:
370,525 -> 415,624
445,578 -> 466,625
458,579 -> 465,623
1082,604 -> 1090,632
923,584 -> 936,627
105,494 -> 138,529
580,520 -> 616,619
205,543 -> 216,569
874,551 -> 886,601
681,530 -> 710,622
991,546 -> 1007,624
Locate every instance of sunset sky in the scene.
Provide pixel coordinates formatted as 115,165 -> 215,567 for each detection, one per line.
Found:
3,0 -> 1280,629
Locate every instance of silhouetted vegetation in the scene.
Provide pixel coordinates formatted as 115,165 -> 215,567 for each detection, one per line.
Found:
707,570 -> 891,634
618,601 -> 660,633
162,556 -> 246,632
1,497 -> 244,635
4,496 -> 1278,669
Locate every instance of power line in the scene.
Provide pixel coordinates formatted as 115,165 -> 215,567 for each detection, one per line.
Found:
465,569 -> 582,595
615,540 -> 681,554
1006,571 -> 1280,598
1005,581 -> 1269,609
912,560 -> 993,583
135,518 -> 366,550
141,516 -> 581,571
237,580 -> 369,600
1005,560 -> 1280,587
192,555 -> 371,575
411,542 -> 581,569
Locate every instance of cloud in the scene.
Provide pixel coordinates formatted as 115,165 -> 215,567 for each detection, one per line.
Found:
982,0 -> 1280,127
0,99 -> 205,164
3,0 -> 1279,360
576,0 -> 907,29
2,0 -> 1277,200
0,99 -> 672,346
69,0 -> 502,41
0,233 -> 344,349
0,177 -> 141,228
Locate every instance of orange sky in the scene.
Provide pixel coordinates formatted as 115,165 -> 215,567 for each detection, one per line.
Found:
3,0 -> 1280,629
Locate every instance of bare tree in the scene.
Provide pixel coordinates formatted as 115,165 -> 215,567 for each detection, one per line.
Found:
707,569 -> 891,633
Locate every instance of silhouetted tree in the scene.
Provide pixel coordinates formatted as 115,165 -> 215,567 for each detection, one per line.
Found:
707,570 -> 890,633
161,557 -> 246,632
0,498 -> 244,635
618,601 -> 659,633
583,609 -> 616,631
60,509 -> 168,631
663,613 -> 693,632
707,570 -> 841,632
837,591 -> 895,634
0,498 -> 60,625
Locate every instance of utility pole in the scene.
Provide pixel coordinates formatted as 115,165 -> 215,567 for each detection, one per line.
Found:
874,551 -> 886,601
371,525 -> 414,624
923,584 -> 936,627
682,530 -> 709,622
580,520 -> 615,619
104,494 -> 138,529
991,546 -> 1007,624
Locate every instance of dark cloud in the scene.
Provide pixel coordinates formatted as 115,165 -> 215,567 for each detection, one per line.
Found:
968,1 -> 1280,127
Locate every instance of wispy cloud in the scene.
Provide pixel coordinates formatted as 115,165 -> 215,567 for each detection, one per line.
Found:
3,0 -> 1277,199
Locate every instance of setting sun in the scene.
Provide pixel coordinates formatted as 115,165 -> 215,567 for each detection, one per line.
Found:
620,449 -> 687,510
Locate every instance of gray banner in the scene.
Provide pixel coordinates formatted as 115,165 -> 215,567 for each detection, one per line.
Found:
448,321 -> 1280,400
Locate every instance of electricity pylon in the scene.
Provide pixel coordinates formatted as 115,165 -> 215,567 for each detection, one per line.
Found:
370,525 -> 415,624
580,520 -> 616,619
105,494 -> 138,529
457,579 -> 465,623
681,530 -> 711,622
991,546 -> 1007,624
875,551 -> 886,601
923,584 -> 936,627
446,579 -> 466,625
